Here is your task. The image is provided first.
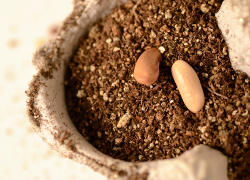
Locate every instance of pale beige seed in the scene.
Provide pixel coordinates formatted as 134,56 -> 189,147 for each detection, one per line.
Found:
134,48 -> 162,85
171,60 -> 205,113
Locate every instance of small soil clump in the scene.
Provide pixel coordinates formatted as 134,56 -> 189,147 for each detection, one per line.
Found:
65,0 -> 250,179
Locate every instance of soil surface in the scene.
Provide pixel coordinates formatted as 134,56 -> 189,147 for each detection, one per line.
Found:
65,0 -> 250,179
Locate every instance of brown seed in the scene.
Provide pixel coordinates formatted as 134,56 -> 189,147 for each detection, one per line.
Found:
134,48 -> 162,85
171,60 -> 205,113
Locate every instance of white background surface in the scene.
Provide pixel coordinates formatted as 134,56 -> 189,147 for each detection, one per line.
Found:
0,1 -> 106,179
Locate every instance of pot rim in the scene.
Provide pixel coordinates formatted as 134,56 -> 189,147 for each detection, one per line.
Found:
26,0 -> 228,179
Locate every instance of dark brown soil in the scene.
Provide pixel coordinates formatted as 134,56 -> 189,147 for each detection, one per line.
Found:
65,0 -> 250,179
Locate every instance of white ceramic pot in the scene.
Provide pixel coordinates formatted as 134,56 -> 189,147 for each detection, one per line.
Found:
26,0 -> 250,179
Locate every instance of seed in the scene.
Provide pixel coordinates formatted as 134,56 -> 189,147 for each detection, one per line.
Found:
171,60 -> 205,113
134,48 -> 162,85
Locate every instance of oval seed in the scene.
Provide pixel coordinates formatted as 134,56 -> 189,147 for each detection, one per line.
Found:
134,48 -> 162,85
171,60 -> 205,113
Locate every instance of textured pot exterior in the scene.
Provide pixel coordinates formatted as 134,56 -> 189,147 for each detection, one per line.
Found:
216,0 -> 250,78
25,0 -> 238,179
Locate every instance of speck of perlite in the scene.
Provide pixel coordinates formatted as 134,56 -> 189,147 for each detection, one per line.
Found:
76,90 -> 86,98
117,112 -> 132,128
200,4 -> 211,13
158,46 -> 166,54
115,138 -> 123,145
103,93 -> 109,102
